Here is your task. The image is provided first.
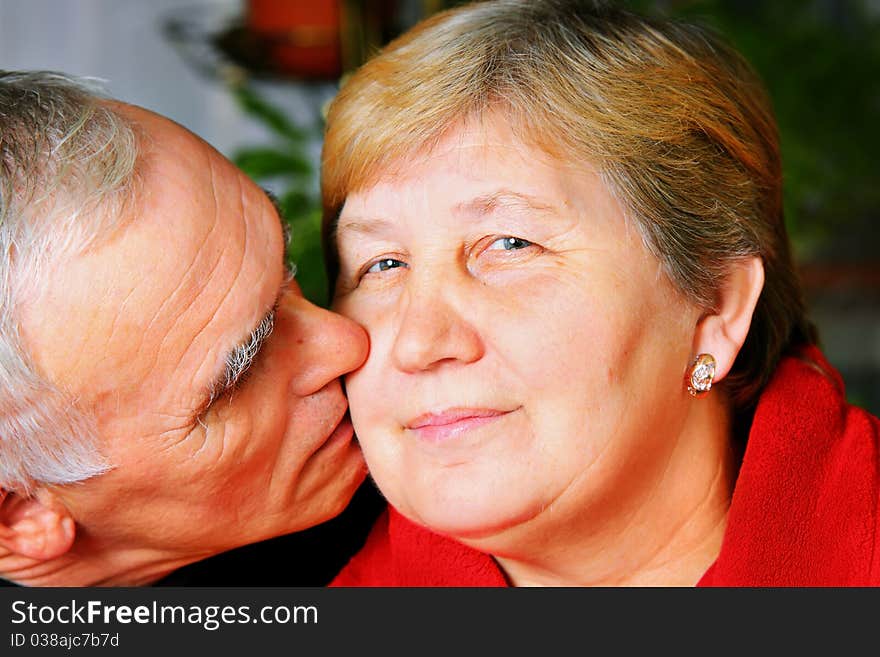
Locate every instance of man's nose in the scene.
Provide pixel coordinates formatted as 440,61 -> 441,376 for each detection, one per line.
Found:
282,291 -> 369,397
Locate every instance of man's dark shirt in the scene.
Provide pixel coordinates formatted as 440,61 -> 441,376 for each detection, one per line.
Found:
1,481 -> 385,587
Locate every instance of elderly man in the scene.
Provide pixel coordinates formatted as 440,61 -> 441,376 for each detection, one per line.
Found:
0,70 -> 374,585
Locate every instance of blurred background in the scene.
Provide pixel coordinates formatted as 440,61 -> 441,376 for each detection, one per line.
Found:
2,0 -> 878,581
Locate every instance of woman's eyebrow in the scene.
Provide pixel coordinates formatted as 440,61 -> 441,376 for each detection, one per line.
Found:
337,190 -> 558,238
335,216 -> 397,238
455,190 -> 558,218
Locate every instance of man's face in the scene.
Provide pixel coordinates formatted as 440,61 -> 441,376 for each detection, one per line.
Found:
19,106 -> 369,567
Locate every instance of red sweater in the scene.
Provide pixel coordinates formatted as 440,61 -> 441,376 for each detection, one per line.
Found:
332,347 -> 880,586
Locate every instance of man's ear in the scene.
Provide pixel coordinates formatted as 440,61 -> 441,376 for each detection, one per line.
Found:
692,256 -> 764,384
0,487 -> 76,561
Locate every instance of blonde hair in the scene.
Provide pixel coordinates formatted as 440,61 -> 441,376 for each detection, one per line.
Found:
1,71 -> 139,493
321,0 -> 816,420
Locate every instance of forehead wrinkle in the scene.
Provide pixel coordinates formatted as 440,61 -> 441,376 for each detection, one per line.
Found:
158,230 -> 235,389
98,183 -> 152,353
139,154 -> 249,417
138,160 -> 228,376
186,161 -> 251,383
101,279 -> 142,358
125,189 -> 223,400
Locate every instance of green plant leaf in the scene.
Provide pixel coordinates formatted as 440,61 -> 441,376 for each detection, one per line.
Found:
231,84 -> 310,144
232,147 -> 313,179
286,208 -> 329,307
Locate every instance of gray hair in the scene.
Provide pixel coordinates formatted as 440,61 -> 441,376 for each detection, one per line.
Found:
1,70 -> 139,494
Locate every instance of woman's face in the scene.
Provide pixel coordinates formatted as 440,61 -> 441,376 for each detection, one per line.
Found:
333,115 -> 701,547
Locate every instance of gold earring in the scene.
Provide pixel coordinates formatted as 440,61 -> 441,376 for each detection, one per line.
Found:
687,353 -> 716,397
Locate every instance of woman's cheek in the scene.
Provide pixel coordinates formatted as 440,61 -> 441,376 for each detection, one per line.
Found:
345,363 -> 389,445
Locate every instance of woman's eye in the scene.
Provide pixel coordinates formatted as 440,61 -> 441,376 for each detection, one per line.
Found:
366,258 -> 408,274
487,236 -> 533,251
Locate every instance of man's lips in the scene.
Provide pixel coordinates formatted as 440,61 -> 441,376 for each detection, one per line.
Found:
406,408 -> 513,443
318,410 -> 355,453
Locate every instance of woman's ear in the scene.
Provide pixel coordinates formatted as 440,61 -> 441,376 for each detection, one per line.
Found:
0,487 -> 76,561
692,256 -> 764,383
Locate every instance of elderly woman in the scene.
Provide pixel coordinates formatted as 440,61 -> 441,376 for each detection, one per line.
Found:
320,0 -> 880,586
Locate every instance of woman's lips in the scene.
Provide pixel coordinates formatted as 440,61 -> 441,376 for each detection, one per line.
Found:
406,408 -> 512,443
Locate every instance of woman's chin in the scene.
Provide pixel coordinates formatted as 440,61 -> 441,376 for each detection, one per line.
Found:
405,496 -> 542,544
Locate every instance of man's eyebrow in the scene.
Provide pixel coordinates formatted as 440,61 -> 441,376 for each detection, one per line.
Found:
205,301 -> 278,408
262,187 -> 292,252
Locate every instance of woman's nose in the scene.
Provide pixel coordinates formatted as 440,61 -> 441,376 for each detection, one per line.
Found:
281,287 -> 369,396
391,287 -> 484,374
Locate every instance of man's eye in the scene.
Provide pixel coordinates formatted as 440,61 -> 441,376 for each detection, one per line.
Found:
366,258 -> 408,274
487,236 -> 532,251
